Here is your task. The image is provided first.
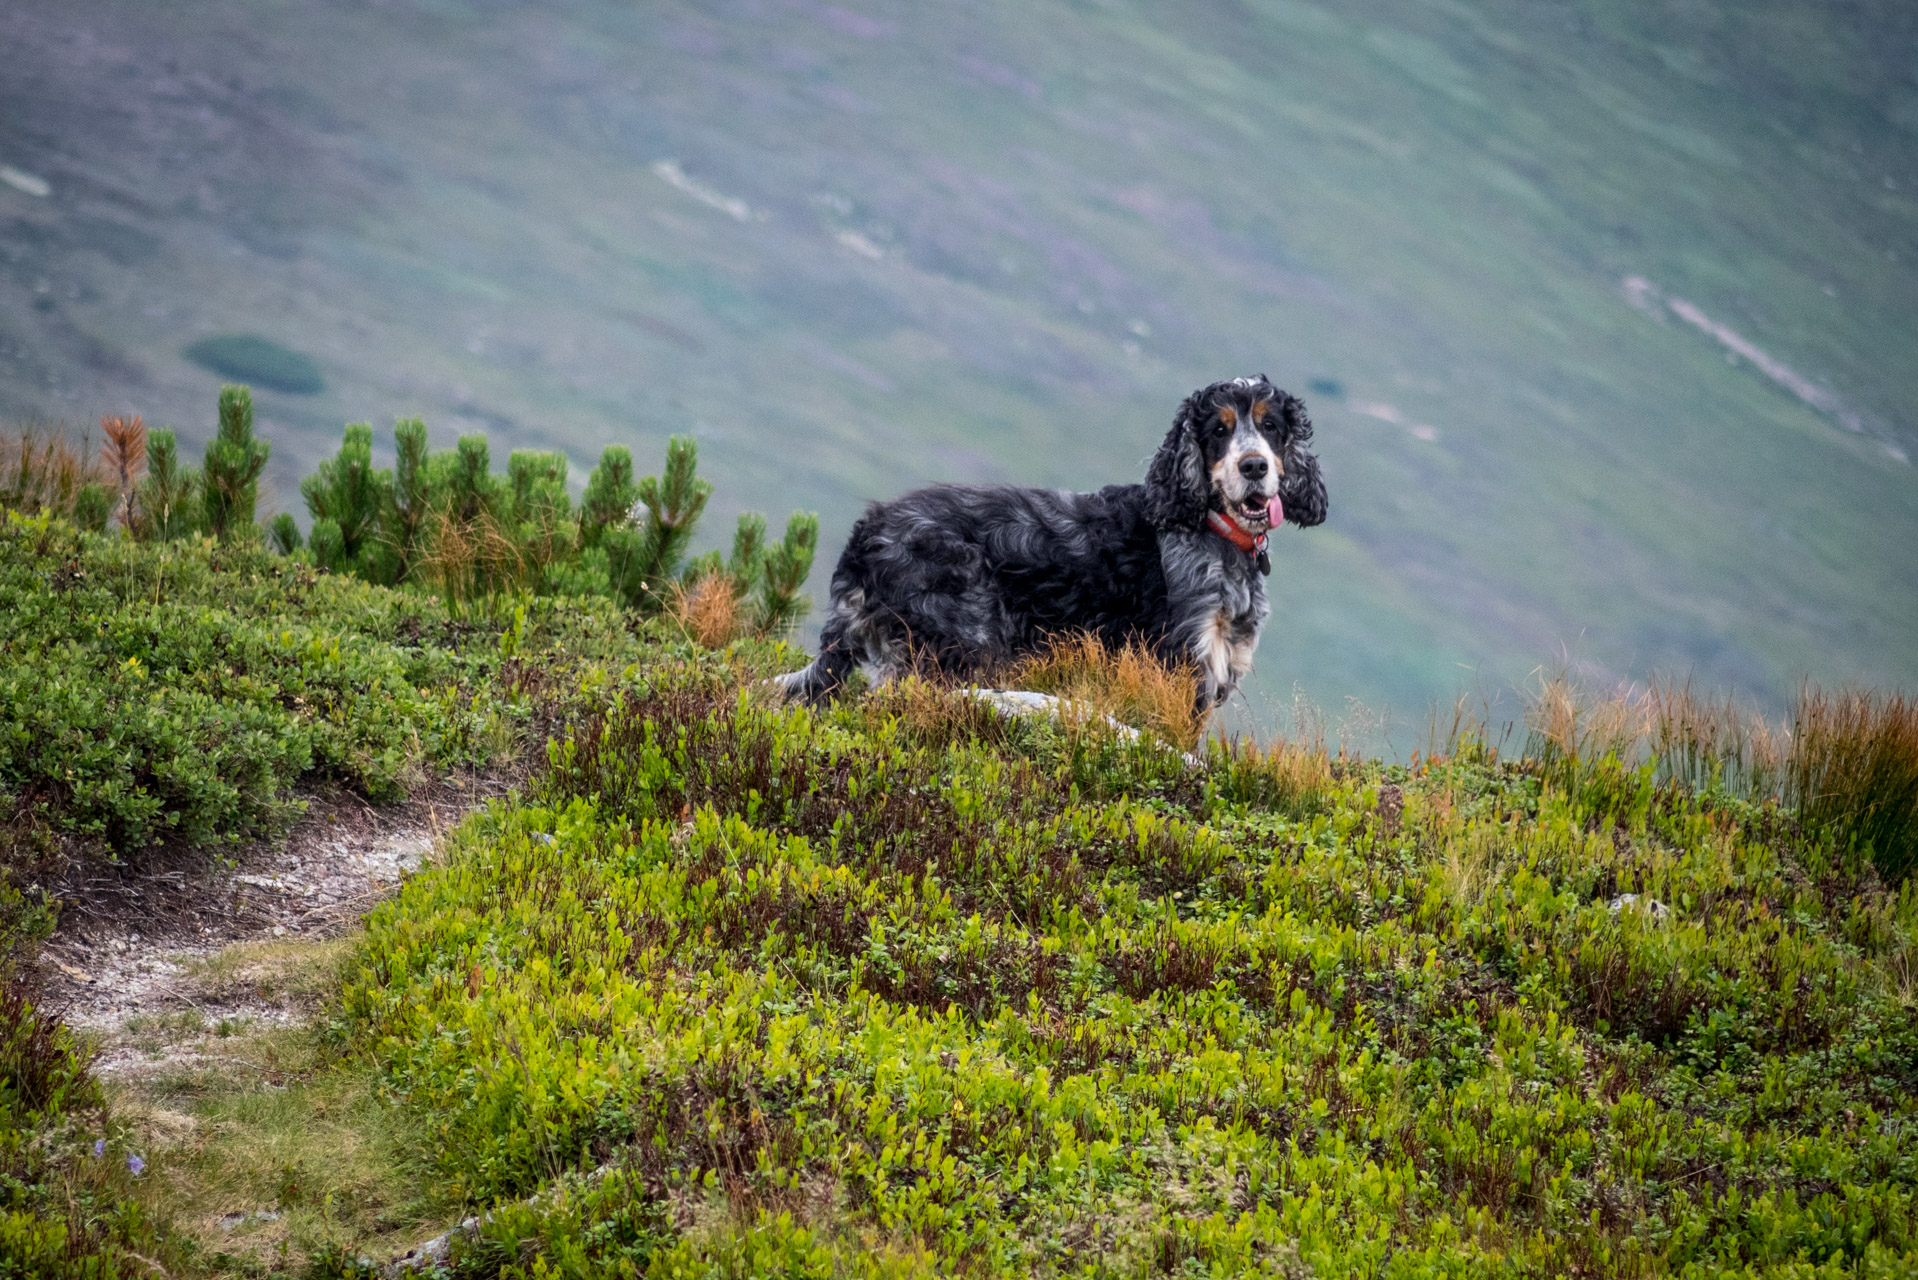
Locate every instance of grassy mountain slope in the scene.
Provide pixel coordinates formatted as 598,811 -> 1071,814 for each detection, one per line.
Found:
2,0 -> 1915,726
0,521 -> 1914,1275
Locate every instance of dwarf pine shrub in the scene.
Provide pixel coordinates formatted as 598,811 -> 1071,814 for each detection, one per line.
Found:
202,384 -> 269,539
578,444 -> 638,552
606,434 -> 711,609
302,421 -> 390,578
132,427 -> 200,541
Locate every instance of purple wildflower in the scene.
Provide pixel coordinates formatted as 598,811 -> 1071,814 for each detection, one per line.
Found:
93,1139 -> 106,1157
127,1154 -> 145,1176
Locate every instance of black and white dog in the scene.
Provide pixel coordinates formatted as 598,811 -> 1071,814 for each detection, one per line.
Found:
776,376 -> 1326,711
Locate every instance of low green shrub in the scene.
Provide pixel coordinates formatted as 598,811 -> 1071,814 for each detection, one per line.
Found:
0,511 -> 650,862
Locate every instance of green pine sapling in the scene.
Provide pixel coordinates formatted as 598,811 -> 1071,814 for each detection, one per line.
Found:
301,422 -> 391,575
267,512 -> 302,555
578,446 -> 638,551
134,429 -> 200,542
607,434 -> 711,611
754,511 -> 819,637
202,384 -> 270,539
505,450 -> 572,585
383,417 -> 433,582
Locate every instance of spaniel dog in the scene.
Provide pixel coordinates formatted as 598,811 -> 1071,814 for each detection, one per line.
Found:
775,376 -> 1326,710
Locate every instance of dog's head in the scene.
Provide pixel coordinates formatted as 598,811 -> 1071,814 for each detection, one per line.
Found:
1145,375 -> 1327,533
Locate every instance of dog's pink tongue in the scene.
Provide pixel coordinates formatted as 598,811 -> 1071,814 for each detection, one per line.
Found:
1267,495 -> 1284,527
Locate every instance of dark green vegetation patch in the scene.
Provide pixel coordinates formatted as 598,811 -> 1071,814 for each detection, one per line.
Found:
182,335 -> 325,396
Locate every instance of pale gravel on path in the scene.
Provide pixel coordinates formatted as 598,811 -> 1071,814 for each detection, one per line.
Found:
38,784 -> 485,1079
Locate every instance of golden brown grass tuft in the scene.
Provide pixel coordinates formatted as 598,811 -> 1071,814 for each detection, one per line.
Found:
414,508 -> 526,607
1793,686 -> 1918,882
859,675 -> 1017,750
1006,632 -> 1204,752
1207,730 -> 1333,816
1522,669 -> 1650,772
0,422 -> 113,520
670,571 -> 749,648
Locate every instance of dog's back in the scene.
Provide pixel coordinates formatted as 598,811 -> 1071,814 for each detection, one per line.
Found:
778,482 -> 1169,699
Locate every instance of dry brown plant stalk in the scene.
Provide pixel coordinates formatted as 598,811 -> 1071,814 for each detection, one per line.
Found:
670,572 -> 748,649
100,414 -> 147,529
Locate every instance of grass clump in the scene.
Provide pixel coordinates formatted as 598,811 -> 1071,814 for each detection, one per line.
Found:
1006,632 -> 1206,752
1454,671 -> 1918,886
1794,687 -> 1918,885
0,424 -> 116,533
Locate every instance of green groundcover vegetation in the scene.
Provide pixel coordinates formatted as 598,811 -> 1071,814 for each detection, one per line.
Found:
327,678 -> 1918,1278
2,498 -> 1917,1273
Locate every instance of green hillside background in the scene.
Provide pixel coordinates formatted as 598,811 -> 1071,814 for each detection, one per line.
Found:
3,0 -> 1915,731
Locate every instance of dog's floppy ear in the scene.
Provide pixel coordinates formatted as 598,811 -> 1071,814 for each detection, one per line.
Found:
1145,390 -> 1211,530
1276,392 -> 1327,527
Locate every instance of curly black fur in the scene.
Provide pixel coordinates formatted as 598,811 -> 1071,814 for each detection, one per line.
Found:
776,376 -> 1326,709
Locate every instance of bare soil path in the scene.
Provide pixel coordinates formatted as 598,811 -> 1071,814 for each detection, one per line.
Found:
41,778 -> 499,1076
29,777 -> 509,1267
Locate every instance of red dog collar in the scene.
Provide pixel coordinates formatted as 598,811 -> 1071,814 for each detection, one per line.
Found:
1207,511 -> 1272,576
1206,510 -> 1265,554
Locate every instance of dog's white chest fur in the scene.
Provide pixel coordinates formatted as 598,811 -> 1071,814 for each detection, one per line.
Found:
1196,606 -> 1260,700
1159,530 -> 1268,707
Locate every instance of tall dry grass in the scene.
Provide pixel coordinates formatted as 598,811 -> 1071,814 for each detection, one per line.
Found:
1648,678 -> 1790,800
413,509 -> 527,610
100,414 -> 147,529
0,423 -> 114,523
1515,671 -> 1788,801
1005,633 -> 1205,752
1793,687 -> 1918,883
1503,671 -> 1917,882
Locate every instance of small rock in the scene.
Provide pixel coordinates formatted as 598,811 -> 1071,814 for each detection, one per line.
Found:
1607,893 -> 1671,922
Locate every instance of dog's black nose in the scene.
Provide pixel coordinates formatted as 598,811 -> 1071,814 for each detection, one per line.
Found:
1237,455 -> 1269,481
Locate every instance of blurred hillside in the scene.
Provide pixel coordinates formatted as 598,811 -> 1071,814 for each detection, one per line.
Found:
2,0 -> 1914,730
